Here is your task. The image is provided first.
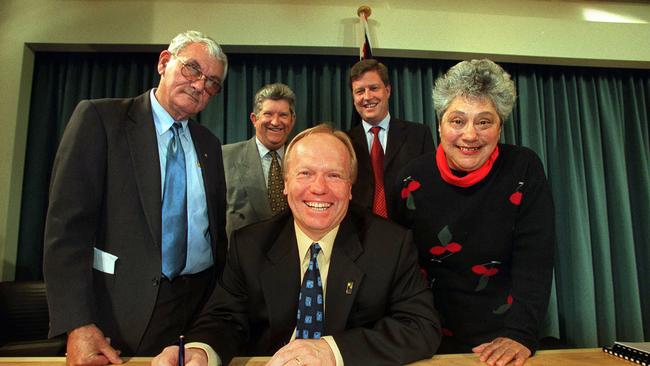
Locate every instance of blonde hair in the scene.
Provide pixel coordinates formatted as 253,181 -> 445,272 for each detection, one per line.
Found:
283,123 -> 358,184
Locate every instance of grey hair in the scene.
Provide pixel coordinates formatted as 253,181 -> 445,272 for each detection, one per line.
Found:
433,59 -> 516,123
168,30 -> 229,79
253,83 -> 297,117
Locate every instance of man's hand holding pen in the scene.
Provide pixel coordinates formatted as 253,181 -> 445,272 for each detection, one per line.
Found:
178,336 -> 185,366
151,344 -> 208,366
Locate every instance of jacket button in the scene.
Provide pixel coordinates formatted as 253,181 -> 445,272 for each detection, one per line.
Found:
152,277 -> 159,287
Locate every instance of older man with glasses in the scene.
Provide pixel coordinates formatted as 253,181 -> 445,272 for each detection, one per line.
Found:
43,30 -> 229,364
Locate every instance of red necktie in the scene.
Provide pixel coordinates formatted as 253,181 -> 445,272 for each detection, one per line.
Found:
370,126 -> 387,218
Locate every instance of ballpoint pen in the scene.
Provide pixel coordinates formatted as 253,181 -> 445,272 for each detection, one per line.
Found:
178,335 -> 185,366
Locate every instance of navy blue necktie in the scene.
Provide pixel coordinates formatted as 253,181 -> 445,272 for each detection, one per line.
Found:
161,122 -> 187,280
296,243 -> 324,339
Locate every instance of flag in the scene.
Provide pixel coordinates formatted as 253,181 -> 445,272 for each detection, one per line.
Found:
359,10 -> 373,60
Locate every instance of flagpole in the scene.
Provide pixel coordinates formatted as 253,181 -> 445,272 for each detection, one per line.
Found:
357,5 -> 371,18
357,5 -> 373,60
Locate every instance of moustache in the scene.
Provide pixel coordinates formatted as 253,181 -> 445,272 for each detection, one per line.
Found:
183,87 -> 202,99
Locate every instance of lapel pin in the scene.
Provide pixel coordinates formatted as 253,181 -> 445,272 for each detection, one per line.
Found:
345,281 -> 354,294
204,153 -> 208,158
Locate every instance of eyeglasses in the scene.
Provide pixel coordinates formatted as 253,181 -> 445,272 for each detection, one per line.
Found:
172,54 -> 222,96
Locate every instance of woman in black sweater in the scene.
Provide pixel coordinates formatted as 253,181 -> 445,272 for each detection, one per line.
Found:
393,59 -> 555,366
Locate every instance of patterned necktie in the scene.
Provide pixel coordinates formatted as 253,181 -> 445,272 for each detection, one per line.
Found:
370,126 -> 388,218
161,122 -> 187,280
296,243 -> 324,339
267,150 -> 287,214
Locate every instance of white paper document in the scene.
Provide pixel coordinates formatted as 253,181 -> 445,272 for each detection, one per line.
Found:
93,247 -> 118,274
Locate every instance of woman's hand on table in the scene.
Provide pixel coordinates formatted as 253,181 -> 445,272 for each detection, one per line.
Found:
472,337 -> 531,366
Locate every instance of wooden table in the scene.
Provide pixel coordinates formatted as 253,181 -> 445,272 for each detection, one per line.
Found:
0,348 -> 622,366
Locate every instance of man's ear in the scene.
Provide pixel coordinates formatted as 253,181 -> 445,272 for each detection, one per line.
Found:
157,50 -> 172,75
250,112 -> 258,125
386,84 -> 392,98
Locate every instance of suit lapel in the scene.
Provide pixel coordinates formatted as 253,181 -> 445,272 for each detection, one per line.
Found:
349,125 -> 373,207
349,124 -> 372,175
384,117 -> 406,170
260,218 -> 301,342
242,138 -> 273,218
125,91 -> 162,247
324,214 -> 364,334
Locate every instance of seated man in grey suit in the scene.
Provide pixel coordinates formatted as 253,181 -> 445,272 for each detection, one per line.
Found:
152,124 -> 441,366
222,83 -> 296,238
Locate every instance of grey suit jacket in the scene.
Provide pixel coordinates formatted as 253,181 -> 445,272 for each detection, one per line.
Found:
43,91 -> 227,355
348,118 -> 435,218
222,137 -> 274,239
186,206 -> 442,365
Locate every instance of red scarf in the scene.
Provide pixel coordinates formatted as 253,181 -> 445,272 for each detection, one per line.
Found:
436,144 -> 499,188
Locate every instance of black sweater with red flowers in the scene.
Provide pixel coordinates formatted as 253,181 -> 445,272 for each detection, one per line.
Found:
392,143 -> 555,354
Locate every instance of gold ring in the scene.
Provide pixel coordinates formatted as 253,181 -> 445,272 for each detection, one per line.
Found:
294,357 -> 302,366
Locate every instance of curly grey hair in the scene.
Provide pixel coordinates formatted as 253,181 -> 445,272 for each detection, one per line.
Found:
253,83 -> 297,118
168,30 -> 229,79
433,59 -> 516,123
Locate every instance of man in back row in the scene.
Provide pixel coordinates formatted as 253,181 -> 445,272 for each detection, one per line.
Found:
347,59 -> 435,219
44,30 -> 228,364
152,124 -> 441,366
222,83 -> 296,239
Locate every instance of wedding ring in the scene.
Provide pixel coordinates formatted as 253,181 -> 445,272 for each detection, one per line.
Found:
294,357 -> 302,365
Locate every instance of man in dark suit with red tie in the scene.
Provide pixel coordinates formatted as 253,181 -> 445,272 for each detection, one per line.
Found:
347,59 -> 435,219
152,124 -> 440,366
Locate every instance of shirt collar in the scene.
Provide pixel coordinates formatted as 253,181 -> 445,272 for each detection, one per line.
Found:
150,89 -> 188,136
362,112 -> 391,135
256,137 -> 285,160
294,222 -> 338,264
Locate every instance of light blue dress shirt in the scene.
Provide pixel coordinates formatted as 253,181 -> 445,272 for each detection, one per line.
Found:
150,90 -> 213,275
362,113 -> 391,153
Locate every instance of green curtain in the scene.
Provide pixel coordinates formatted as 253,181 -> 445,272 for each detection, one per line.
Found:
508,65 -> 650,347
17,52 -> 649,349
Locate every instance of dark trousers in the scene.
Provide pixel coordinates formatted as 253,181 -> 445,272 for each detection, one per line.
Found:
135,267 -> 215,355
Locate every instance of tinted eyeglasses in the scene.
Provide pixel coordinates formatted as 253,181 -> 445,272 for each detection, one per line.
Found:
172,54 -> 222,96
